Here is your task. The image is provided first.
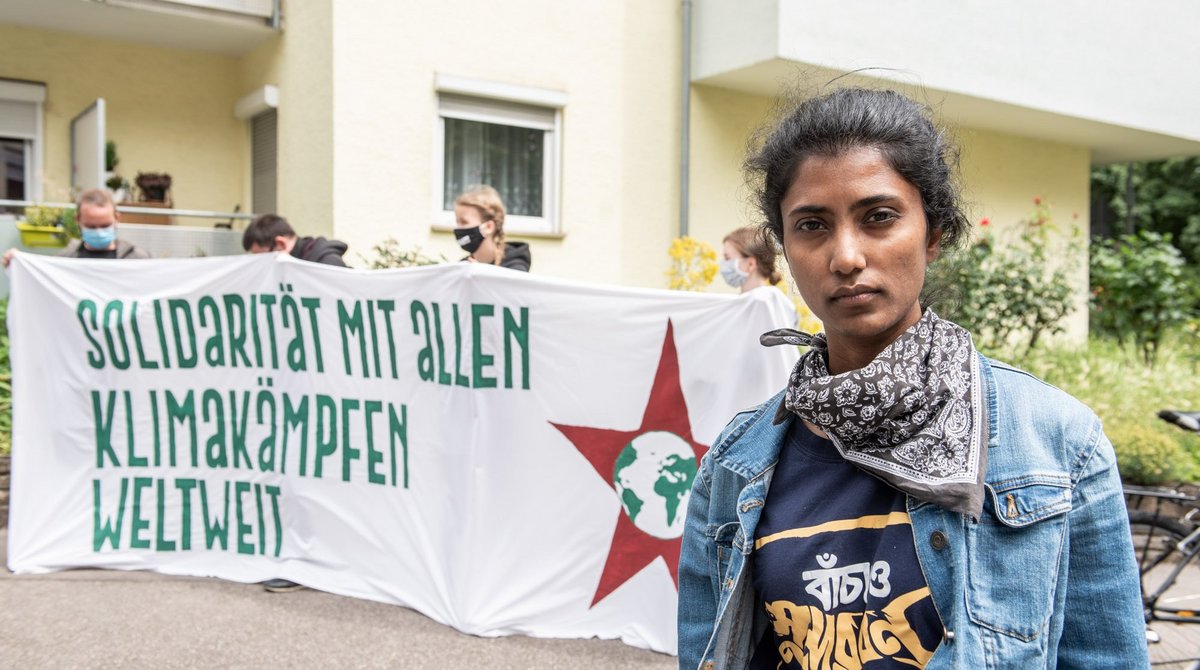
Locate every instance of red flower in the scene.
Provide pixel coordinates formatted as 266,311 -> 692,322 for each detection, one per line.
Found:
980,218 -> 990,227
1033,196 -> 1042,206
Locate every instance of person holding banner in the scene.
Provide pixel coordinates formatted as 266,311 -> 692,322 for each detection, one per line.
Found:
677,88 -> 1147,669
2,189 -> 149,267
243,213 -> 349,267
720,226 -> 782,294
453,185 -> 531,271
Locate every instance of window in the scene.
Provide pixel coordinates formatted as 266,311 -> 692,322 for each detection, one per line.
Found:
0,79 -> 45,206
434,76 -> 565,235
1,138 -> 27,200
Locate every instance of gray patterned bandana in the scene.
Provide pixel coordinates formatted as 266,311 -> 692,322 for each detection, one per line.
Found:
761,309 -> 987,518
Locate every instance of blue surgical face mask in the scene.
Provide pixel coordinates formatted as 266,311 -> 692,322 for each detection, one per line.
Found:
81,225 -> 117,250
720,257 -> 749,288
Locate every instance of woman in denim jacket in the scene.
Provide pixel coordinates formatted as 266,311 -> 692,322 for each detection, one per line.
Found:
677,88 -> 1148,670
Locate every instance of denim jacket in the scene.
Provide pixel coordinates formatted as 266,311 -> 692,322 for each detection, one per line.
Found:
677,356 -> 1149,670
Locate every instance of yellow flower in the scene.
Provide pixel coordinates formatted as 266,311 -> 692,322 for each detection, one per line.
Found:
666,236 -> 719,292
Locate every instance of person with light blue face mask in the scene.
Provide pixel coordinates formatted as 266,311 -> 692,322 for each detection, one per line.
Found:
3,189 -> 149,267
65,189 -> 150,259
720,226 -> 781,293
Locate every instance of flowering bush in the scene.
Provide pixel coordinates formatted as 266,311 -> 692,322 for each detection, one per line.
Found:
927,198 -> 1081,353
666,236 -> 718,291
361,239 -> 447,269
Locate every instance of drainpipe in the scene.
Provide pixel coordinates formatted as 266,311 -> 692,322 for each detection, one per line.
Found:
679,0 -> 692,237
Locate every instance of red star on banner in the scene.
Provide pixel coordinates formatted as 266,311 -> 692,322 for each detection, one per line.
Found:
550,319 -> 708,607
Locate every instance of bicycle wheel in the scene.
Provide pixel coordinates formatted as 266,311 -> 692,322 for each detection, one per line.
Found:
1128,510 -> 1188,574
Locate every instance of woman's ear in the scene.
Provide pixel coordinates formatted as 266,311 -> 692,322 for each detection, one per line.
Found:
744,256 -> 759,276
925,227 -> 944,264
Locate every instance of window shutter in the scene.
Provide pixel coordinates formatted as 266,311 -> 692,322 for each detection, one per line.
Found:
251,109 -> 277,215
0,99 -> 38,140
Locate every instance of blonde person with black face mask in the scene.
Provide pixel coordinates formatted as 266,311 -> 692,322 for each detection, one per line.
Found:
720,226 -> 782,293
453,185 -> 531,272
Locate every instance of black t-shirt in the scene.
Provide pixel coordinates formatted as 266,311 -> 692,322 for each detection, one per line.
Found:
76,247 -> 118,259
749,420 -> 942,669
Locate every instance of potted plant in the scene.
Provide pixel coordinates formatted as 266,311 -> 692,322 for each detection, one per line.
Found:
16,205 -> 75,248
135,172 -> 172,203
104,141 -> 130,201
105,140 -> 119,174
105,175 -> 130,203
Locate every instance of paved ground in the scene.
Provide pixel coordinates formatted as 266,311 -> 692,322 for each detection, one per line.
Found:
1145,559 -> 1200,669
0,531 -> 675,670
2,527 -> 1197,668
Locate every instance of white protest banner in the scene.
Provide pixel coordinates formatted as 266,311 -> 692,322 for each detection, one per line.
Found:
5,253 -> 798,654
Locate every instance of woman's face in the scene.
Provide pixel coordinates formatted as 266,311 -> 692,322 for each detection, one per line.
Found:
722,241 -> 746,267
779,147 -> 940,370
454,205 -> 493,235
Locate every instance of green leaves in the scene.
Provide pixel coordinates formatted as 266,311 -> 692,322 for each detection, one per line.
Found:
927,201 -> 1081,354
361,239 -> 447,269
1090,231 -> 1191,367
1092,157 -> 1200,260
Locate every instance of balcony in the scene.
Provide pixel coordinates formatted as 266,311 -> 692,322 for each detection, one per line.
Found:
0,0 -> 279,55
691,0 -> 1200,163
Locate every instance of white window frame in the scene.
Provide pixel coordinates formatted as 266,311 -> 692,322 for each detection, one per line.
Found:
0,79 -> 46,202
433,74 -> 565,236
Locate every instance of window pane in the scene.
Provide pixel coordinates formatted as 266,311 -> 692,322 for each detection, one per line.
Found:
443,118 -> 544,217
1,137 -> 25,201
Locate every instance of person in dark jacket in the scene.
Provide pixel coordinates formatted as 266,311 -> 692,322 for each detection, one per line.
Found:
453,185 -> 531,271
243,213 -> 348,267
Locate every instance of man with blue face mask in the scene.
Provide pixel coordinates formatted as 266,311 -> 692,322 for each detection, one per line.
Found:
2,189 -> 149,267
58,189 -> 150,260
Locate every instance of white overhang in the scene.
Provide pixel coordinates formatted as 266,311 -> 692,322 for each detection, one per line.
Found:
693,0 -> 1200,164
0,0 -> 278,56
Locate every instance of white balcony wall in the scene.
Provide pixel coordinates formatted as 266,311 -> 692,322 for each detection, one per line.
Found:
694,0 -> 1200,163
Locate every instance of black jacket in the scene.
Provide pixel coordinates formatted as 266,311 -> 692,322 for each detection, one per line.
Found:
499,241 -> 531,272
291,236 -> 348,267
460,241 -> 532,271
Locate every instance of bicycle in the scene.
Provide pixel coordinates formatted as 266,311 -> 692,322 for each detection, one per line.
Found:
1123,409 -> 1200,668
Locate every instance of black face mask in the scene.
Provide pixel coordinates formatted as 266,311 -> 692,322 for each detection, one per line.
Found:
455,225 -> 485,254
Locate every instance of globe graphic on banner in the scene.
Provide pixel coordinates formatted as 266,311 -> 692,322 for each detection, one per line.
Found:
611,431 -> 697,539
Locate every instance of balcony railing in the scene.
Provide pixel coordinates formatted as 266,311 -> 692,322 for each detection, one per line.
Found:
0,199 -> 255,226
